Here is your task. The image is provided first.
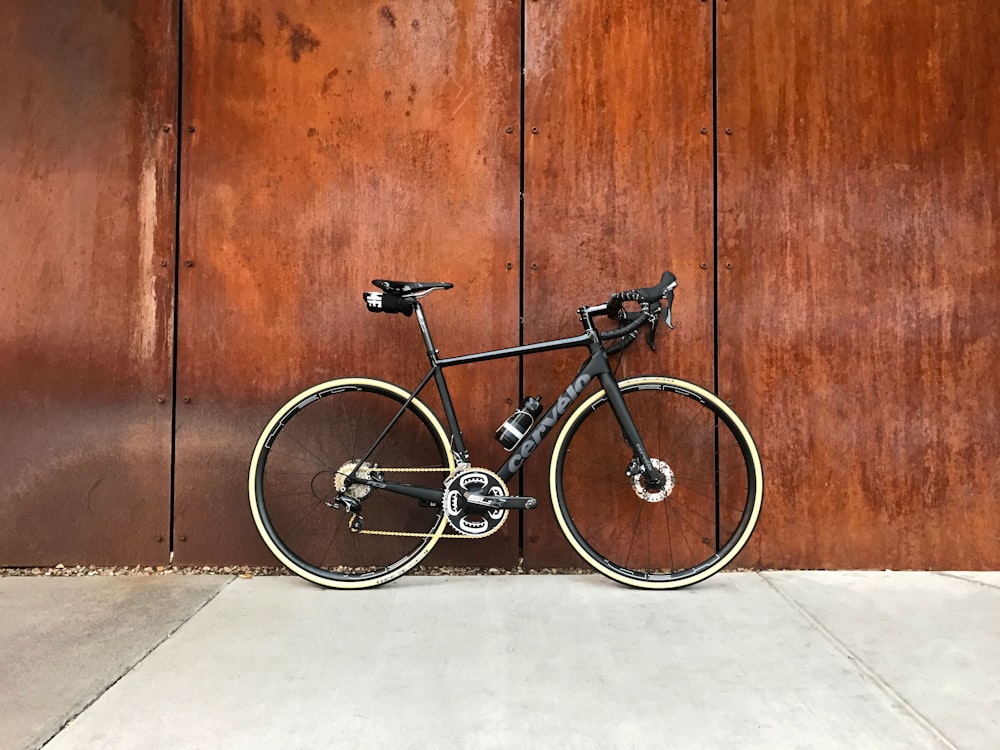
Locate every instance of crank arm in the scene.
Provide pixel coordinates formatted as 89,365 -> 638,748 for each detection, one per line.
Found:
464,493 -> 538,510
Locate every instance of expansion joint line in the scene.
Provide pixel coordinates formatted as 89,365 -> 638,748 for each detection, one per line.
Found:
757,574 -> 958,750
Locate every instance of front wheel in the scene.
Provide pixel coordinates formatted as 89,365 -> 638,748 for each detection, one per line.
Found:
551,376 -> 763,589
249,378 -> 455,589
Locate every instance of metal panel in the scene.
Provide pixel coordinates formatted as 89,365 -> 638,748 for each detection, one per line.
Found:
0,1 -> 178,564
174,1 -> 521,565
717,1 -> 1000,568
521,1 -> 715,567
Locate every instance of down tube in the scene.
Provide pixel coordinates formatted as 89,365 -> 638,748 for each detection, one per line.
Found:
496,349 -> 611,482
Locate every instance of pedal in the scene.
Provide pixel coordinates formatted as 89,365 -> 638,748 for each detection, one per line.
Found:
464,494 -> 538,510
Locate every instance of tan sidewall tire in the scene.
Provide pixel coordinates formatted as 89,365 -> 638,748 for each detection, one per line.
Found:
550,376 -> 763,589
248,378 -> 454,589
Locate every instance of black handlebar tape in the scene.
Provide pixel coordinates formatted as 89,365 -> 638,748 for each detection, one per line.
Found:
610,271 -> 677,307
599,312 -> 648,341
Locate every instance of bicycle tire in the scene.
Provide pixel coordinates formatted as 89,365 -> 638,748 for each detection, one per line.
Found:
551,376 -> 763,589
249,378 -> 455,589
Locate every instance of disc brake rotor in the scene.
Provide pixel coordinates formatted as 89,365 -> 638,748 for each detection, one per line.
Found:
632,458 -> 675,503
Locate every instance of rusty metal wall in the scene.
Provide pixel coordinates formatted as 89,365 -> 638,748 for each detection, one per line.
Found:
0,1 -> 178,565
173,0 -> 522,565
520,0 -> 716,567
717,1 -> 1000,568
4,2 -> 997,571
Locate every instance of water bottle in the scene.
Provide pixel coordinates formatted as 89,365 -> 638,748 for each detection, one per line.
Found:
495,396 -> 543,450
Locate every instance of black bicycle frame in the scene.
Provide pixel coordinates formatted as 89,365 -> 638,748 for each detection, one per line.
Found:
347,300 -> 658,502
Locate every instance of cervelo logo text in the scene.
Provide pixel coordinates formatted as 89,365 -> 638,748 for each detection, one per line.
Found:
505,373 -> 592,474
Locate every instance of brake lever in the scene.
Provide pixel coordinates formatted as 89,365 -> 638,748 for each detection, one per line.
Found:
662,288 -> 675,330
645,303 -> 659,351
643,288 -> 677,351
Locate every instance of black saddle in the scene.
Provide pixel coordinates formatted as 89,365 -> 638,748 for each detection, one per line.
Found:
372,280 -> 453,296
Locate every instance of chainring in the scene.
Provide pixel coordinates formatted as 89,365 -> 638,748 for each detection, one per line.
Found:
443,468 -> 509,537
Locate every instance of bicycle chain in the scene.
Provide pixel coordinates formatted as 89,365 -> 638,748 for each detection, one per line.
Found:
355,526 -> 486,539
350,465 -> 510,540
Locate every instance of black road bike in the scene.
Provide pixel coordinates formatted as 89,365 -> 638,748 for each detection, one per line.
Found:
249,272 -> 763,589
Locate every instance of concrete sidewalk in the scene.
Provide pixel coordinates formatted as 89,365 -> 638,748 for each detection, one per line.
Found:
1,571 -> 997,749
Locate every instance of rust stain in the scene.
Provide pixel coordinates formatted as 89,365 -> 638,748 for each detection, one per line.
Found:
380,5 -> 398,29
225,11 -> 264,45
320,67 -> 339,95
276,12 -> 319,62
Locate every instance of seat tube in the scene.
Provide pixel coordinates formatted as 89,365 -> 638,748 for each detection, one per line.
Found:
413,303 -> 469,463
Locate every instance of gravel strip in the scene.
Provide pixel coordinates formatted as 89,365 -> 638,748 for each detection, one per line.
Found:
0,564 -> 288,578
0,564 -> 593,578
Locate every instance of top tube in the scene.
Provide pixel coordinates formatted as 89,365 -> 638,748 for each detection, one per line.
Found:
414,299 -> 603,369
436,333 -> 594,368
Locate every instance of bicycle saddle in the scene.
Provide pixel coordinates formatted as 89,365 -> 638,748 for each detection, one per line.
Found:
372,279 -> 453,296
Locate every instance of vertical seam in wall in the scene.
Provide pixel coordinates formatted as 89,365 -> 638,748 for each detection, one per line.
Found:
518,2 -> 527,387
712,0 -> 720,397
516,0 -> 527,557
169,0 -> 184,561
712,0 -> 722,549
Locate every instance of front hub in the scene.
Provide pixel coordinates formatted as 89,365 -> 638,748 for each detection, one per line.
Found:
632,458 -> 675,503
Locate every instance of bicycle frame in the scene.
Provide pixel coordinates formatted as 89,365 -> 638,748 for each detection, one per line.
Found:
346,299 -> 661,503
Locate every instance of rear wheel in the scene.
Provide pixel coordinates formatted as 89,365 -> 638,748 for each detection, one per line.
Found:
551,376 -> 763,589
249,378 -> 454,589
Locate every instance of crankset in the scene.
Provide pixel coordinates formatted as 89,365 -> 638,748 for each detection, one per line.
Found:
443,468 -> 536,537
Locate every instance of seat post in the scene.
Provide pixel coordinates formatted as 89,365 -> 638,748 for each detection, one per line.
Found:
412,302 -> 439,363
